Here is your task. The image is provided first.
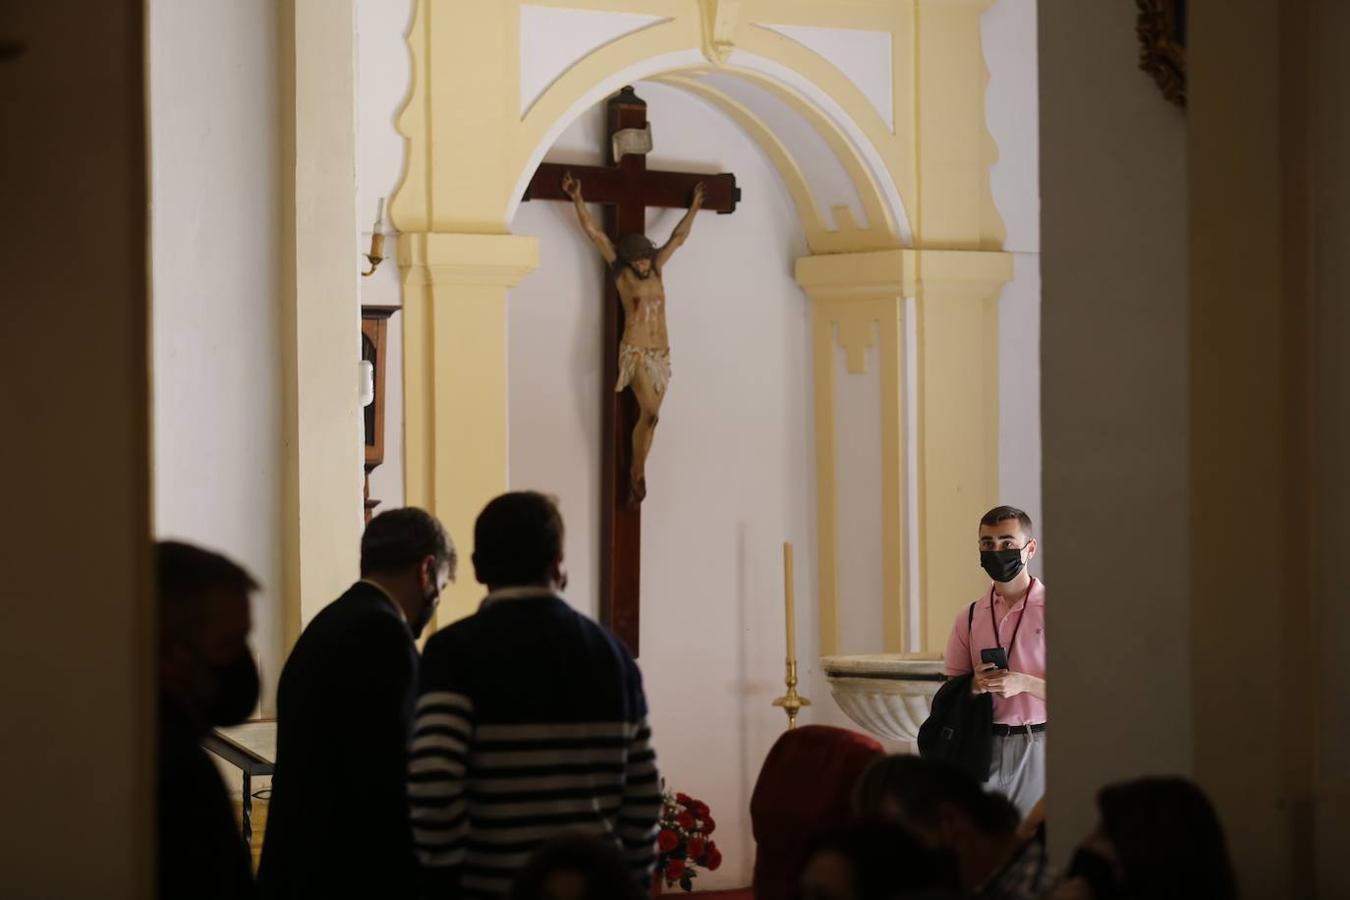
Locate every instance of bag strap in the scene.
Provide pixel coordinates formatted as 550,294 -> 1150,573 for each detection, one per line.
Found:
990,576 -> 1036,656
967,601 -> 976,637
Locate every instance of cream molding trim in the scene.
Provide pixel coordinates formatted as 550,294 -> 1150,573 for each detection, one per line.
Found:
795,248 -> 1012,301
699,0 -> 741,64
398,232 -> 541,287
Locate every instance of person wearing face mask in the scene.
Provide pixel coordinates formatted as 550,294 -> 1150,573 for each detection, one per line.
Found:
943,506 -> 1046,818
156,540 -> 261,900
258,507 -> 455,900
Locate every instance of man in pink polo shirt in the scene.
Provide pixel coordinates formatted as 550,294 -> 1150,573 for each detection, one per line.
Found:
944,505 -> 1047,817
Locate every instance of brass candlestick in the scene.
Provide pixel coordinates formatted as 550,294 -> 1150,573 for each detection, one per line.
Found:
771,659 -> 811,729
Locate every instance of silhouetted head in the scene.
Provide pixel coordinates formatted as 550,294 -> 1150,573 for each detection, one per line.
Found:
852,755 -> 1021,890
360,507 -> 456,639
156,540 -> 259,727
472,491 -> 567,592
1095,777 -> 1237,900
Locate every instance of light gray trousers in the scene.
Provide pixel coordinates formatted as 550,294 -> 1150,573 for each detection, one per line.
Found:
986,728 -> 1046,818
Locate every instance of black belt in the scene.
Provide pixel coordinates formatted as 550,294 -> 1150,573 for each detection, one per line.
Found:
991,723 -> 1046,736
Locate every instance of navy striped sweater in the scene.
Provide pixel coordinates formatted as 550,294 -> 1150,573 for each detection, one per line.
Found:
410,589 -> 661,898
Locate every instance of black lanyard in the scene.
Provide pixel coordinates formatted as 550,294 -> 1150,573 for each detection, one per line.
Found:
989,576 -> 1035,657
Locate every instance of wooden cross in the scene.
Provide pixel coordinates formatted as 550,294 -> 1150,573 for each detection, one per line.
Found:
523,86 -> 739,656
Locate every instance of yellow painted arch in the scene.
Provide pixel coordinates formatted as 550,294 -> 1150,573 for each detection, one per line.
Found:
506,23 -> 913,251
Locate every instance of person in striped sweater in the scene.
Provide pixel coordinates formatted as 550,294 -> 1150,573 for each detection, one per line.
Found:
410,491 -> 662,898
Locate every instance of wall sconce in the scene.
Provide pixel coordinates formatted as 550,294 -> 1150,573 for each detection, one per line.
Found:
362,197 -> 389,277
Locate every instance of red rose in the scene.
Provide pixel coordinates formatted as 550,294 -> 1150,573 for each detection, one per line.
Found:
687,837 -> 707,860
665,858 -> 686,880
675,792 -> 693,806
676,811 -> 695,830
691,800 -> 711,819
657,829 -> 679,853
706,846 -> 723,871
702,816 -> 716,835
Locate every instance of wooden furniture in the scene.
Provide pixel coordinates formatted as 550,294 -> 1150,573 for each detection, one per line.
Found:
522,86 -> 739,655
362,306 -> 399,523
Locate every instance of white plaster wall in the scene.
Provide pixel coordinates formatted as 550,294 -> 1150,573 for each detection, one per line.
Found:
357,0 -> 414,513
984,0 -> 1040,257
1038,0 -> 1191,863
997,255 -> 1042,580
508,83 -> 856,890
149,0 -> 285,711
833,339 -> 886,655
984,0 -> 1043,574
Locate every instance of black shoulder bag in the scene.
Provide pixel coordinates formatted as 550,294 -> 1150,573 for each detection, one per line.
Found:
917,602 -> 994,781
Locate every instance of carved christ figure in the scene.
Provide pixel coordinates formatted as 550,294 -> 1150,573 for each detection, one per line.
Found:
561,171 -> 705,504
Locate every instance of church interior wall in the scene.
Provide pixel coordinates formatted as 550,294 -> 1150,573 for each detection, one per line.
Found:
349,0 -> 1045,885
832,336 -> 887,655
1187,2 -> 1349,892
1038,0 -> 1192,864
983,0 -> 1044,577
15,0 -> 1350,893
1308,10 -> 1350,888
506,83 -> 858,889
4,2 -> 154,893
357,0 -> 413,514
148,0 -> 287,712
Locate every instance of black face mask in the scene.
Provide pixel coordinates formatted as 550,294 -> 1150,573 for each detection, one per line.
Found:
1065,848 -> 1124,900
410,585 -> 439,640
204,650 -> 260,727
979,547 -> 1026,583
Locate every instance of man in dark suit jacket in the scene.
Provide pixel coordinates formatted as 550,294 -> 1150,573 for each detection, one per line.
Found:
258,507 -> 455,900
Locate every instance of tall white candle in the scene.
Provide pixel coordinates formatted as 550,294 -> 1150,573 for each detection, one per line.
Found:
783,541 -> 796,662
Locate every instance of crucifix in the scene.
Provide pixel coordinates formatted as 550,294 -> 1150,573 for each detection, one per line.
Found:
523,86 -> 739,655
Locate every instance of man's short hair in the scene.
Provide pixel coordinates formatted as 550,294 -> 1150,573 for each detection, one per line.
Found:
360,507 -> 456,578
472,491 -> 564,588
156,540 -> 258,640
979,505 -> 1034,537
853,755 -> 1021,837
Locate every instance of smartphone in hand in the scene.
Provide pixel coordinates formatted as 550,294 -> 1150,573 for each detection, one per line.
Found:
980,647 -> 1010,670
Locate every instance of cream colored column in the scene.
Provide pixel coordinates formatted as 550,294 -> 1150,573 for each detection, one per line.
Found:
797,251 -> 911,657
400,233 -> 540,626
915,0 -> 1005,251
798,249 -> 1009,656
280,0 -> 365,642
910,0 -> 1008,651
915,250 -> 1010,651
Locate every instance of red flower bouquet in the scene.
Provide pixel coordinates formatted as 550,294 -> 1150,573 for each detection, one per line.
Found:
655,789 -> 722,891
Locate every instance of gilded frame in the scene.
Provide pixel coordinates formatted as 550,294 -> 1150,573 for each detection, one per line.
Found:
1136,0 -> 1187,107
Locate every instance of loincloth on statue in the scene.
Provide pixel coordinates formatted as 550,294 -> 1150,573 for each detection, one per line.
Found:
615,342 -> 672,395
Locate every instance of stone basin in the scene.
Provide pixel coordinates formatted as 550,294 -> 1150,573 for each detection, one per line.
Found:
819,654 -> 948,744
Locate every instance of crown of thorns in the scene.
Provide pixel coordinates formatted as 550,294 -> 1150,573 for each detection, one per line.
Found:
616,233 -> 657,262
